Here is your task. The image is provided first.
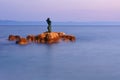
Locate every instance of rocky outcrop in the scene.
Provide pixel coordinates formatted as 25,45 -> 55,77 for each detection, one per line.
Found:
8,32 -> 76,45
8,35 -> 21,41
35,32 -> 60,44
62,35 -> 76,42
26,35 -> 35,42
16,38 -> 28,45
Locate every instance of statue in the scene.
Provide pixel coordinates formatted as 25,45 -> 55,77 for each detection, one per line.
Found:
46,18 -> 52,32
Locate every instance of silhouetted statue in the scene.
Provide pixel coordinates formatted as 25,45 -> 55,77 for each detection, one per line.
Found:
46,18 -> 52,32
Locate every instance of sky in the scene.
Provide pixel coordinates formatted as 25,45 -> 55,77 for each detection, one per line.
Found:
0,0 -> 120,21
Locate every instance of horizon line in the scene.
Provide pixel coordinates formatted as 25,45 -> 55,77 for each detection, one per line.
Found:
0,20 -> 120,22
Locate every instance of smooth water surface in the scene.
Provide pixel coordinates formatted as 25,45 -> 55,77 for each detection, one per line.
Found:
0,25 -> 120,80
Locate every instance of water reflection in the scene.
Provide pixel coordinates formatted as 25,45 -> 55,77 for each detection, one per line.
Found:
41,44 -> 54,79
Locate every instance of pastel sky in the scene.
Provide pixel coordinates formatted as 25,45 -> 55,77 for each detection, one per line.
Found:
0,0 -> 120,21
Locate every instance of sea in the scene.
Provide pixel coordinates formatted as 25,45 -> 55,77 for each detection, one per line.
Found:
0,25 -> 120,80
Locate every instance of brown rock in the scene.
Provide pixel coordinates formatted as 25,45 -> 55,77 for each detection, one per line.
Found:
62,35 -> 76,42
44,32 -> 60,43
16,38 -> 28,45
26,35 -> 35,42
8,32 -> 76,45
8,35 -> 21,41
35,32 -> 61,44
57,32 -> 65,37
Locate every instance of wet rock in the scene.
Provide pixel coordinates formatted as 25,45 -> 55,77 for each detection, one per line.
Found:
26,35 -> 35,42
57,32 -> 65,37
8,35 -> 21,41
62,35 -> 76,42
8,32 -> 76,45
16,38 -> 28,45
35,32 -> 60,44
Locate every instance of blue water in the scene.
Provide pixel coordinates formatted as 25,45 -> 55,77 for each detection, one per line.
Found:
0,25 -> 120,80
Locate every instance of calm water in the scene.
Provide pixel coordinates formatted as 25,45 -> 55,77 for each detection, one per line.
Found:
0,25 -> 120,80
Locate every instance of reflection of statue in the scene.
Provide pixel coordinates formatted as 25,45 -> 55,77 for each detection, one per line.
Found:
46,18 -> 52,32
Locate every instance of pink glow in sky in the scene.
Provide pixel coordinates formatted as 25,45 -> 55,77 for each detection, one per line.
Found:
0,0 -> 120,21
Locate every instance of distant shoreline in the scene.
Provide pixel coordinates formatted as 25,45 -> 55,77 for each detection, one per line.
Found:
0,20 -> 120,25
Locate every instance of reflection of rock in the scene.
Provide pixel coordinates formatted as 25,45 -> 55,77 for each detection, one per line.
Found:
16,38 -> 28,45
8,32 -> 76,45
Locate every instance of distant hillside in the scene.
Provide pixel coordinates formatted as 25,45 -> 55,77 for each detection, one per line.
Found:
0,20 -> 43,25
0,20 -> 120,25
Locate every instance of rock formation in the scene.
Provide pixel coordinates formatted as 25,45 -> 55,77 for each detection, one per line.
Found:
8,18 -> 76,45
8,32 -> 76,45
16,38 -> 28,45
8,35 -> 21,41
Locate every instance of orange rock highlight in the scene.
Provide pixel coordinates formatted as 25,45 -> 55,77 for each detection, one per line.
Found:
8,32 -> 76,45
16,38 -> 28,45
8,35 -> 21,41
